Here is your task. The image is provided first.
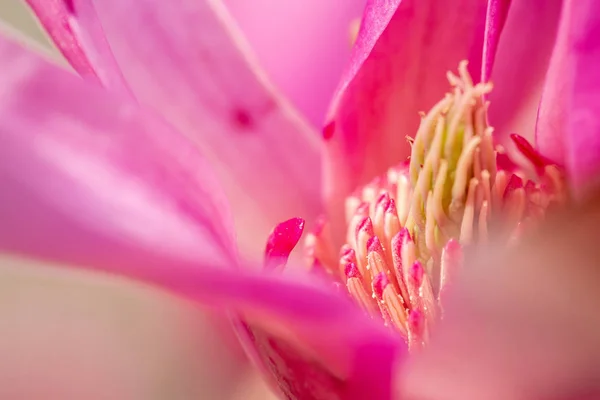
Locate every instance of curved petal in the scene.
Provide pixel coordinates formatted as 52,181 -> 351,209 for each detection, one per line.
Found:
562,0 -> 600,194
401,196 -> 600,399
0,34 -> 235,271
25,0 -> 96,78
323,0 -> 487,240
240,217 -> 400,399
537,0 -> 600,194
67,0 -> 323,256
223,0 -> 367,127
25,0 -> 130,94
0,35 -> 403,400
487,0 -> 561,146
482,0 -> 512,83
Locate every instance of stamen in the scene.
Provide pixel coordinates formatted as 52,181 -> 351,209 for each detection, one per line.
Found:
439,239 -> 462,313
345,262 -> 379,315
297,62 -> 568,349
373,272 -> 408,336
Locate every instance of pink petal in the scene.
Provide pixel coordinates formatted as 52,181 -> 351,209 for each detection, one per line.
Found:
402,196 -> 600,399
223,0 -> 367,127
537,0 -> 600,192
482,0 -> 512,83
25,0 -> 130,94
0,34 -> 236,272
70,0 -> 322,255
0,35 -> 403,400
25,0 -> 96,79
561,0 -> 600,193
487,0 -> 562,146
235,217 -> 400,399
324,0 -> 487,239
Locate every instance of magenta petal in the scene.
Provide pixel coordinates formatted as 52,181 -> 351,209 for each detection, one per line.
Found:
488,0 -> 562,145
559,0 -> 600,193
26,0 -> 130,94
224,0 -> 367,126
482,0 -> 512,83
0,34 -> 236,272
77,0 -> 322,254
537,0 -> 600,192
25,0 -> 97,79
324,0 -> 487,237
143,266 -> 401,400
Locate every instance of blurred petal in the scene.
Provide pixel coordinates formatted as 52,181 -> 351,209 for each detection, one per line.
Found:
482,0 -> 511,83
324,0 -> 486,240
234,218 -> 401,399
0,36 -> 402,400
223,0 -> 367,126
0,34 -> 235,271
25,0 -> 96,79
25,0 -> 129,94
401,193 -> 600,399
73,0 -> 322,255
538,0 -> 600,194
488,0 -> 561,145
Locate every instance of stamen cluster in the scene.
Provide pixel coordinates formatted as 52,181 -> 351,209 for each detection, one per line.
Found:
305,62 -> 566,349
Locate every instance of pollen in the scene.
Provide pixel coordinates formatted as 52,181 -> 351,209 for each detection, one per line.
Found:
304,61 -> 568,349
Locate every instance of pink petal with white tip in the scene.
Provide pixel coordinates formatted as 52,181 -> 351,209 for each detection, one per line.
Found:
0,36 -> 404,400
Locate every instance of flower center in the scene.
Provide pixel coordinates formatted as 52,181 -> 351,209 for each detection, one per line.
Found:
304,62 -> 567,350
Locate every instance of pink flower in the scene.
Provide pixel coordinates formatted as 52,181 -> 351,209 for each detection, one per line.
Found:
2,0 -> 600,399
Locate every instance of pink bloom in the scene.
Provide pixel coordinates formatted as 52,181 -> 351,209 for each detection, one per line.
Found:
2,0 -> 600,399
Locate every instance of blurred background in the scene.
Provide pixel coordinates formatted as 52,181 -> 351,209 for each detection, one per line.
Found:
0,2 -> 272,399
1,0 -> 52,47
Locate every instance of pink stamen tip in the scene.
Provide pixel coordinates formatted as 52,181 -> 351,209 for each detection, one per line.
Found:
444,239 -> 462,256
341,248 -> 357,265
356,202 -> 370,216
376,192 -> 391,209
401,227 -> 413,243
408,309 -> 423,333
524,180 -> 536,194
503,174 -> 524,199
386,198 -> 397,214
340,244 -> 354,258
410,261 -> 424,285
372,272 -> 390,300
264,217 -> 305,267
344,262 -> 362,279
496,152 -> 517,172
367,236 -> 383,254
312,215 -> 328,235
356,217 -> 374,237
322,121 -> 335,140
370,176 -> 383,186
391,230 -> 406,265
510,133 -> 552,175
